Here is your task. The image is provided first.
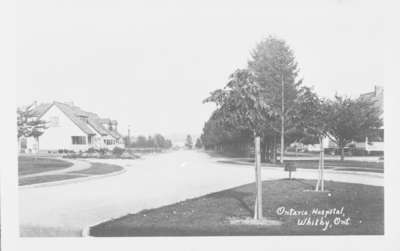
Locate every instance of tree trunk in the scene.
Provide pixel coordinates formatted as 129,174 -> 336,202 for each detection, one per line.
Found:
340,145 -> 345,161
271,136 -> 277,164
260,140 -> 267,163
18,137 -> 22,154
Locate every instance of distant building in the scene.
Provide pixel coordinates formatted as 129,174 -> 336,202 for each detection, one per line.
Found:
356,85 -> 384,153
359,85 -> 384,115
303,137 -> 337,152
20,101 -> 124,153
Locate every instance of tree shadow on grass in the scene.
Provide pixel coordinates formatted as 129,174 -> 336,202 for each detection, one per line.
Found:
206,189 -> 254,216
291,178 -> 315,190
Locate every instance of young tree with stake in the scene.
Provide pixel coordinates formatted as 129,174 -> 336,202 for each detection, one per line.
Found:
294,87 -> 330,191
204,69 -> 277,220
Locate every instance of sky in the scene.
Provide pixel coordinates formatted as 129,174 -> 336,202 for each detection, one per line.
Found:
16,0 -> 384,137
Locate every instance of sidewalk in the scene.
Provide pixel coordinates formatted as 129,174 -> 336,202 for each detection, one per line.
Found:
218,158 -> 383,172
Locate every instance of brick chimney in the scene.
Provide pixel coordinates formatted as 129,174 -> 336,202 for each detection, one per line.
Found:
374,85 -> 383,97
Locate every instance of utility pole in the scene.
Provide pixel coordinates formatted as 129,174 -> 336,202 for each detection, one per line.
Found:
280,75 -> 285,164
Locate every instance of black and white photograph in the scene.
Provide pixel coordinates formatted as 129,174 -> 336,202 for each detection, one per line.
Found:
1,0 -> 400,250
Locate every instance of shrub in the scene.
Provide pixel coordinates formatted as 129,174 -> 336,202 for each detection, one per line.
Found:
87,152 -> 101,158
99,148 -> 109,155
351,148 -> 368,156
64,152 -> 80,159
112,147 -> 125,156
87,147 -> 97,153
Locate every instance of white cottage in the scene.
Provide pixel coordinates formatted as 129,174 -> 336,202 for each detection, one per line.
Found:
20,101 -> 124,153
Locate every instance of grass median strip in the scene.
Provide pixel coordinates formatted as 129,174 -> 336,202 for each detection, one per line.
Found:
18,156 -> 73,176
19,174 -> 84,186
89,179 -> 383,236
69,162 -> 123,175
19,162 -> 124,186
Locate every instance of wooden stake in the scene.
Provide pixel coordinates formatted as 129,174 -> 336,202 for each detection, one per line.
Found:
315,138 -> 322,192
254,197 -> 258,220
321,137 -> 325,191
280,75 -> 285,164
254,136 -> 263,219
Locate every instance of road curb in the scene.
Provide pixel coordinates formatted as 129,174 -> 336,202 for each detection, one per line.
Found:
81,213 -> 128,237
19,168 -> 127,189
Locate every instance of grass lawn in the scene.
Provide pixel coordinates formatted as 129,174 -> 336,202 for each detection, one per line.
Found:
19,162 -> 124,186
285,159 -> 383,170
69,162 -> 123,175
18,156 -> 73,176
90,179 -> 384,236
219,159 -> 383,173
19,174 -> 83,186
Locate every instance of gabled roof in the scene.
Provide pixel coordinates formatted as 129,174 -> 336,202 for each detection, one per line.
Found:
31,103 -> 52,117
53,102 -> 96,135
106,128 -> 123,139
87,116 -> 109,136
32,101 -> 123,138
92,117 -> 122,139
95,118 -> 123,139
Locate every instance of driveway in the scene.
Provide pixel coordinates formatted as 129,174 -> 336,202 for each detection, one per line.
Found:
19,150 -> 384,236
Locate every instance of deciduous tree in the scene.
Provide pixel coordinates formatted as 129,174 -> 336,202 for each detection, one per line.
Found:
17,102 -> 48,152
325,95 -> 382,161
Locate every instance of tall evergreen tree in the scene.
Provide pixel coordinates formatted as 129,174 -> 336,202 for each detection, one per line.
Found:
248,36 -> 302,163
185,135 -> 193,149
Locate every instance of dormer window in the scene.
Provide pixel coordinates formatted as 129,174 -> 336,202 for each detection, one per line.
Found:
79,115 -> 89,123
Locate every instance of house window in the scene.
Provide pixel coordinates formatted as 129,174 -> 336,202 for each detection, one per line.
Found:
49,116 -> 59,127
72,136 -> 87,145
104,139 -> 115,145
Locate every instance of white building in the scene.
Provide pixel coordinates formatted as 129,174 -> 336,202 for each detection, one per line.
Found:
358,85 -> 384,153
304,137 -> 337,152
20,101 -> 124,153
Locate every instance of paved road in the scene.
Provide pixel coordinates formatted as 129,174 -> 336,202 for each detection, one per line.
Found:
19,150 -> 383,236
